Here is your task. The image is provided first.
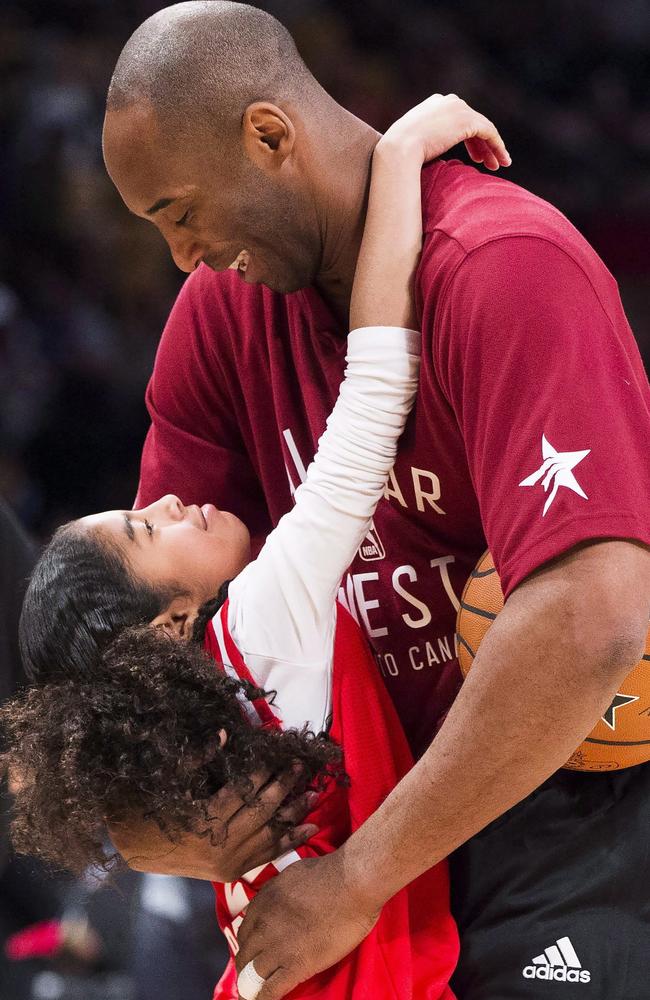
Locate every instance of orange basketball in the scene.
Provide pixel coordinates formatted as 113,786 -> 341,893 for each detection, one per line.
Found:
456,551 -> 650,771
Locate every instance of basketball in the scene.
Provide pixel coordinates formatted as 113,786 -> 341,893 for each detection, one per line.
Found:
457,551 -> 650,771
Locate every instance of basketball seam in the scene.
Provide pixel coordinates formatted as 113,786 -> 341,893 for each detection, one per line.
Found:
460,600 -> 498,621
456,633 -> 476,660
585,736 -> 650,747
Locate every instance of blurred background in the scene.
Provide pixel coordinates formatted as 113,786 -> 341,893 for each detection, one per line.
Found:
1,0 -> 648,997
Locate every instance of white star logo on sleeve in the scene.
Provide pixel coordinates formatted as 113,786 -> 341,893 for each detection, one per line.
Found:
519,434 -> 590,516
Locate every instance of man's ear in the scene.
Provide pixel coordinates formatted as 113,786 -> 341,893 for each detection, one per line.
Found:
150,595 -> 199,639
242,102 -> 295,170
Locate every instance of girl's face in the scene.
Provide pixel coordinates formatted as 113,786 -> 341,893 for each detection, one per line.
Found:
79,494 -> 251,624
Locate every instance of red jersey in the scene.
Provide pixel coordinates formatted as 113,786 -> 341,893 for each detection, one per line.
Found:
138,161 -> 650,757
205,601 -> 459,1000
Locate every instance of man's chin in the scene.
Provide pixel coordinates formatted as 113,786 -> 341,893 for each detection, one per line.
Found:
259,266 -> 318,295
260,277 -> 310,294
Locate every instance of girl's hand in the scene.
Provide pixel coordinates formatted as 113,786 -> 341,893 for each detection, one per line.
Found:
378,93 -> 511,172
109,770 -> 318,883
350,94 -> 509,331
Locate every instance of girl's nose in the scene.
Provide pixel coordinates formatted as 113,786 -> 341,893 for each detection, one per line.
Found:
158,494 -> 185,520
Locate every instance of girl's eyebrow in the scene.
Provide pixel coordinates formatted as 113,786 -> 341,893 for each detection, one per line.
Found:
123,513 -> 136,543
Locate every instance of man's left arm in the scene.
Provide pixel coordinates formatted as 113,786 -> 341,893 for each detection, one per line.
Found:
234,235 -> 650,998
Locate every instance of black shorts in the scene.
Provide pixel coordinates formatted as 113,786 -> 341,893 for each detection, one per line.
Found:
449,764 -> 650,999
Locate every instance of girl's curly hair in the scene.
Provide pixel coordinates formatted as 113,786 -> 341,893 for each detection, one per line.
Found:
0,626 -> 342,876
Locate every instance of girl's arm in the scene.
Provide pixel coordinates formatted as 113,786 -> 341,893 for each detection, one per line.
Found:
350,93 -> 509,330
228,97 -> 509,731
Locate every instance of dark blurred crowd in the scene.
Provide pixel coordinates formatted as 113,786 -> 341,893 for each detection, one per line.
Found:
1,1 -> 649,998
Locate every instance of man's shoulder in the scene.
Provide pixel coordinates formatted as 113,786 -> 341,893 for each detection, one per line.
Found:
419,160 -> 608,299
422,160 -> 574,251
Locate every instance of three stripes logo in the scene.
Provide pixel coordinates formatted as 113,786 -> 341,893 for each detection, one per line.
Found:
522,936 -> 591,984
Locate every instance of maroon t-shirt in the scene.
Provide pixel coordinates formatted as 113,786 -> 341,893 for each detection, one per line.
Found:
136,161 -> 650,757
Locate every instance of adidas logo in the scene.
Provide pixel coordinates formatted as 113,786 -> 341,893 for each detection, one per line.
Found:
522,937 -> 591,984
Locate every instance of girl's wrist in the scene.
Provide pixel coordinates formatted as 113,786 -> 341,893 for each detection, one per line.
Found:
374,130 -> 424,168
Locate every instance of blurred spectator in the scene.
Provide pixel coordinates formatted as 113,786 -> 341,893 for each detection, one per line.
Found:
0,496 -> 34,706
130,876 -> 229,1000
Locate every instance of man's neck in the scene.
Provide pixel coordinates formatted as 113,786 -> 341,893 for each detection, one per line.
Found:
309,112 -> 380,326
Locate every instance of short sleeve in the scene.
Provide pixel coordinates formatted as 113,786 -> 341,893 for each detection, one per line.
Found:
434,236 -> 650,597
135,270 -> 270,539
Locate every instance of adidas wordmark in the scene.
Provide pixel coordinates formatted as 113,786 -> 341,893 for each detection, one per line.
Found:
522,936 -> 591,984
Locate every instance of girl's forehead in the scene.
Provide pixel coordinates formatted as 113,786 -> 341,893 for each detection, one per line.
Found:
79,510 -> 129,539
79,509 -> 124,526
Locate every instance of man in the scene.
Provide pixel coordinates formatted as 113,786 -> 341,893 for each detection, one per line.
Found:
102,4 -> 650,998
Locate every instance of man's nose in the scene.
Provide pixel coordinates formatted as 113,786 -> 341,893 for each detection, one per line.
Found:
168,235 -> 202,273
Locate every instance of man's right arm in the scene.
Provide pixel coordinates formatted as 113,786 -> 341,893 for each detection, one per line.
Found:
135,268 -> 271,541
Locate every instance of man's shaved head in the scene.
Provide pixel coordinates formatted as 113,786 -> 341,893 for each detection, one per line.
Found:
103,2 -> 377,301
107,1 -> 317,144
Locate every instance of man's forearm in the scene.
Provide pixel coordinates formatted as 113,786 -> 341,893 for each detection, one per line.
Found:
340,542 -> 649,909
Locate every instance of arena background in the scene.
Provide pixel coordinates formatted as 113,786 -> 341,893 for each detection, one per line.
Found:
1,1 -> 649,998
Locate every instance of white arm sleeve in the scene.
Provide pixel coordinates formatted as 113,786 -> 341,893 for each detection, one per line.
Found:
227,326 -> 421,730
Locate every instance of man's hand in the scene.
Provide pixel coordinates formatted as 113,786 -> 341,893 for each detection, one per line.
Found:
235,852 -> 380,1000
110,770 -> 318,882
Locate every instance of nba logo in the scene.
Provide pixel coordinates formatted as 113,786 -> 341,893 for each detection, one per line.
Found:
359,520 -> 385,561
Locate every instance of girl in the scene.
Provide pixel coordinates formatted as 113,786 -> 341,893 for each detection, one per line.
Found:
2,97 -> 509,1000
